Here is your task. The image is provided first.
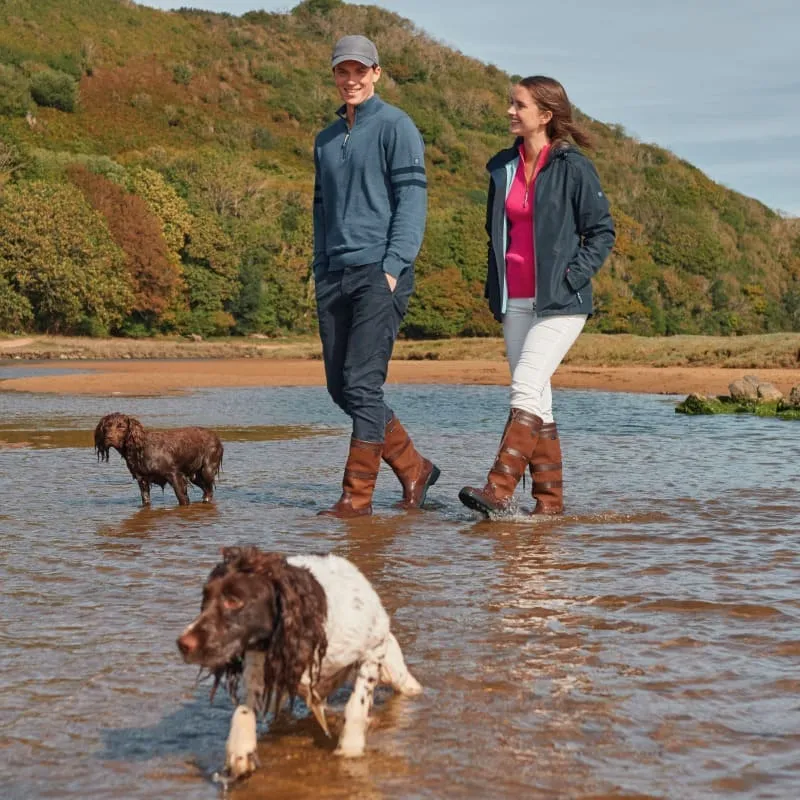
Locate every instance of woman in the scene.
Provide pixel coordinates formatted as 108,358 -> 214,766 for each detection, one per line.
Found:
459,76 -> 615,517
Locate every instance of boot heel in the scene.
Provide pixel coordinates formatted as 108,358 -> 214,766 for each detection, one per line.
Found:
418,464 -> 440,507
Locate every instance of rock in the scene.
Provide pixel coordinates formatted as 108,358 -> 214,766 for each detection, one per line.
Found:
788,385 -> 800,408
729,378 -> 758,401
676,393 -> 728,415
187,333 -> 203,342
756,382 -> 783,402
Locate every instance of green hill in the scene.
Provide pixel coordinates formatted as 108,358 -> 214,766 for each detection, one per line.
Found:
1,0 -> 798,338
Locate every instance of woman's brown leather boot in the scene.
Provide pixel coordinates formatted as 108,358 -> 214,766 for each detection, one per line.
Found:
382,415 -> 440,509
459,408 -> 543,515
529,422 -> 564,514
318,438 -> 383,518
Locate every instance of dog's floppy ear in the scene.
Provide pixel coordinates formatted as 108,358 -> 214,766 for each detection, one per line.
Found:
124,415 -> 146,450
94,416 -> 110,461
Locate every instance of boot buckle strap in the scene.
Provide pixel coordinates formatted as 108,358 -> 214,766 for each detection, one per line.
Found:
344,468 -> 379,480
531,461 -> 562,473
534,480 -> 563,489
500,446 -> 528,461
491,461 -> 523,480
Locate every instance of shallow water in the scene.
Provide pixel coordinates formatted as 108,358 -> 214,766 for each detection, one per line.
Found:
1,382 -> 799,799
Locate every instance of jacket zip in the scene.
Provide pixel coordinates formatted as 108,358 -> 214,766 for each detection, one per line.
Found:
532,181 -> 538,304
528,151 -> 550,309
521,149 -> 534,208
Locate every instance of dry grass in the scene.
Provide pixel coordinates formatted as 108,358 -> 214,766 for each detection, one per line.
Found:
1,333 -> 799,368
565,333 -> 800,368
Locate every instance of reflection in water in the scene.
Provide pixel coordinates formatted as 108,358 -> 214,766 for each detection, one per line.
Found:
1,385 -> 799,799
0,423 -> 333,450
98,503 -> 222,539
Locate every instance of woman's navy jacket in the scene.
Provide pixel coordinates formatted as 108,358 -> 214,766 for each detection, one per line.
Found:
484,140 -> 615,322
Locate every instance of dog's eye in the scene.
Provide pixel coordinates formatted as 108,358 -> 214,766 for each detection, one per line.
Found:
222,594 -> 244,611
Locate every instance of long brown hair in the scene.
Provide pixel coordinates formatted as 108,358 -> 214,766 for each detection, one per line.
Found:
209,547 -> 328,714
517,75 -> 592,149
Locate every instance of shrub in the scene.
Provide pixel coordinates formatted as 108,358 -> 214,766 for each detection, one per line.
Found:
292,0 -> 344,15
75,315 -> 110,337
0,65 -> 31,117
252,65 -> 289,87
118,320 -> 151,338
47,52 -> 84,80
29,69 -> 78,112
402,267 -> 472,338
251,126 -> 275,150
172,63 -> 192,85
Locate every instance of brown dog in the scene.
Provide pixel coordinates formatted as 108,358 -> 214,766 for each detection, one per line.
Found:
94,412 -> 223,506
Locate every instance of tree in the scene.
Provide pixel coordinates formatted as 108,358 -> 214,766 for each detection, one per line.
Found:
68,165 -> 182,325
179,210 -> 241,335
0,275 -> 33,331
126,166 -> 193,257
0,181 -> 133,333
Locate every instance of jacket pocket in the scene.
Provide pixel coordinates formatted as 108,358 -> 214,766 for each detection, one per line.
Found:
540,251 -> 577,311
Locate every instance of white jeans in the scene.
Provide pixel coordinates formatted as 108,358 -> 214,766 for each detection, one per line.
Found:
503,298 -> 587,423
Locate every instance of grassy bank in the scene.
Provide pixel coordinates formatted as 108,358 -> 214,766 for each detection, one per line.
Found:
1,333 -> 799,368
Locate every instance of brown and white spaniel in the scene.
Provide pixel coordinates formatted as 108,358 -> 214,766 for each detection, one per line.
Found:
177,546 -> 422,779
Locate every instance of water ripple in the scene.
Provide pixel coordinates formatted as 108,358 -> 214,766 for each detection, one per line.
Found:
1,385 -> 799,798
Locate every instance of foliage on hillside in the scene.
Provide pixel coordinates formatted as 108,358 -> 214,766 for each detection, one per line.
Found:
0,0 -> 798,338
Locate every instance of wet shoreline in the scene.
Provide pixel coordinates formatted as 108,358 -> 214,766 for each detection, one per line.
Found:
2,357 -> 799,398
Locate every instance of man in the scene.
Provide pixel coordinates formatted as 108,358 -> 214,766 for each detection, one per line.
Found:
313,34 -> 439,518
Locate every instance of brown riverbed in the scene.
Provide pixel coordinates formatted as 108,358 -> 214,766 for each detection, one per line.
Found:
1,356 -> 799,398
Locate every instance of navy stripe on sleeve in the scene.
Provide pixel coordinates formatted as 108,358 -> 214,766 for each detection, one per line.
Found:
391,178 -> 427,189
390,165 -> 426,178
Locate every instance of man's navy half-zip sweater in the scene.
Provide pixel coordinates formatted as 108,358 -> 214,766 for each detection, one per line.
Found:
312,94 -> 427,279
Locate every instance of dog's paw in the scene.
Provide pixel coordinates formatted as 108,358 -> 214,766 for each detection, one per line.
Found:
398,673 -> 423,696
225,705 -> 258,778
334,731 -> 366,758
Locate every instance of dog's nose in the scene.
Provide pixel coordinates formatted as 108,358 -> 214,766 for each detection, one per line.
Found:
177,631 -> 199,657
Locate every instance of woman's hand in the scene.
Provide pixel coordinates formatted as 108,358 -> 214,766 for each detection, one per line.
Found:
385,273 -> 397,292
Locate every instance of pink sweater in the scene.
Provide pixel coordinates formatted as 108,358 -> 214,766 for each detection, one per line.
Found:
505,143 -> 550,299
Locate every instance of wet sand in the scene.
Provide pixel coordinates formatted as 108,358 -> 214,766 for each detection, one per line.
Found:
1,358 -> 799,397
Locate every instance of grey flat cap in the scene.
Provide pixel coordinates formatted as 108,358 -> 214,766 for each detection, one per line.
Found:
331,35 -> 379,68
